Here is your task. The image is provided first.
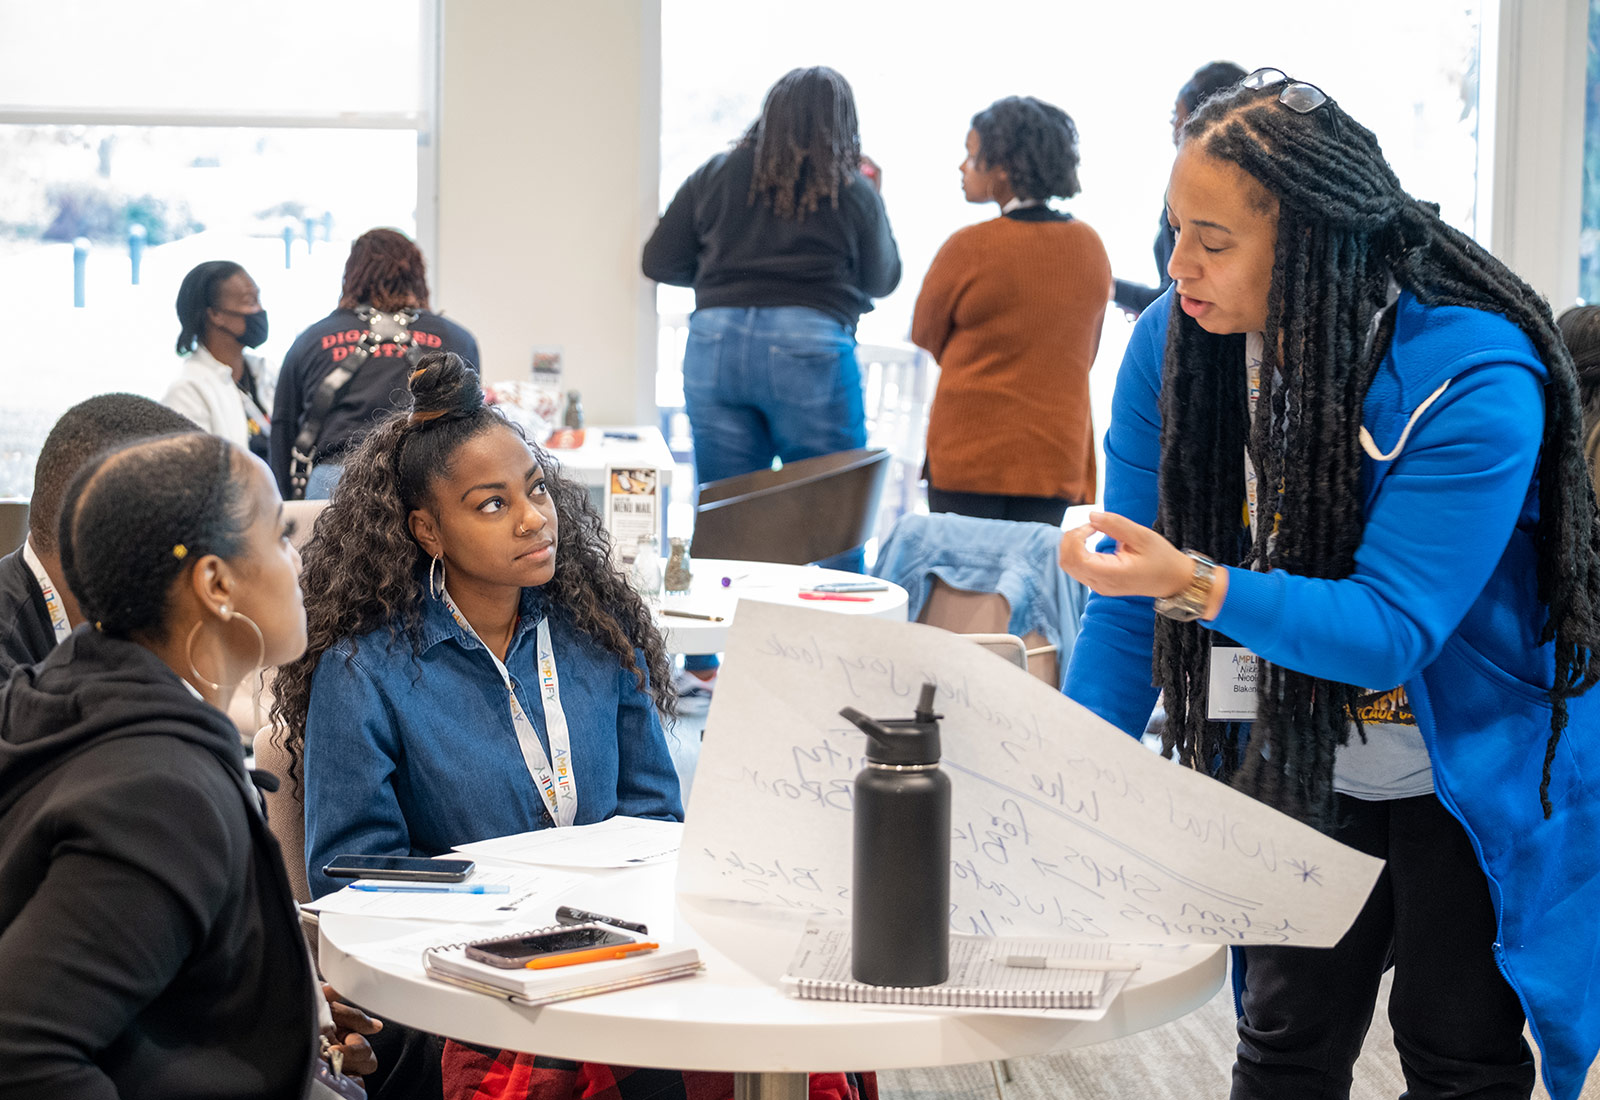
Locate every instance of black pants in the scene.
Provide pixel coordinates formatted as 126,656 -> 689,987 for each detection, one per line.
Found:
926,486 -> 1072,526
1233,794 -> 1535,1100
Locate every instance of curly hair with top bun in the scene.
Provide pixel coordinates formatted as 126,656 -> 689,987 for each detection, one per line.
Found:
270,351 -> 676,789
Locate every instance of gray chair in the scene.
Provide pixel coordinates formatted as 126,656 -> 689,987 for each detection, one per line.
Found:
690,448 -> 891,565
0,500 -> 28,556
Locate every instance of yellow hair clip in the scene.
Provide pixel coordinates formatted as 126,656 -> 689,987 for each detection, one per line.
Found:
172,544 -> 188,560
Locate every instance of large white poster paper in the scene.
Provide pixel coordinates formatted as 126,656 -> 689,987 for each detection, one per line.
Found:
678,602 -> 1384,948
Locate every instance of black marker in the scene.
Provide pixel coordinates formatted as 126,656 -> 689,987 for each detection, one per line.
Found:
554,905 -> 649,935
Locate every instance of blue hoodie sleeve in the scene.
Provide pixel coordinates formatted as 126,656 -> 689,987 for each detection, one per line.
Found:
1208,360 -> 1544,688
1062,295 -> 1171,737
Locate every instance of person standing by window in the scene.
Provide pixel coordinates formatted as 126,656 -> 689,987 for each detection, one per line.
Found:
913,95 -> 1111,525
271,228 -> 480,500
642,65 -> 900,570
166,260 -> 273,461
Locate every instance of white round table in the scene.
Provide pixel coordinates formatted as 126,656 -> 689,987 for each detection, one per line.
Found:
319,861 -> 1225,1099
655,559 -> 910,656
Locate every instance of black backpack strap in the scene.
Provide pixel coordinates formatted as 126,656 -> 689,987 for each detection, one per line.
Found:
287,306 -> 419,499
288,349 -> 365,499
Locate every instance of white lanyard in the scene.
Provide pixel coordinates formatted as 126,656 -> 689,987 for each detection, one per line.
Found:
1243,332 -> 1265,539
21,539 -> 70,644
438,588 -> 577,826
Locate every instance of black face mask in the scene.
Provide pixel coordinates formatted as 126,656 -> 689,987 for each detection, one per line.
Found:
238,308 -> 269,348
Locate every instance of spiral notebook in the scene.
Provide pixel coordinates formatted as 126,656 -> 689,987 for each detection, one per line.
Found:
422,924 -> 703,1007
780,920 -> 1135,1011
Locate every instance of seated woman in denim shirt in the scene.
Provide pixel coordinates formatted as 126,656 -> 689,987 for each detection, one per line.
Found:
272,352 -> 682,901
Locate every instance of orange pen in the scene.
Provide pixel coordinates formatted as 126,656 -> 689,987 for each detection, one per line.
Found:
524,941 -> 660,969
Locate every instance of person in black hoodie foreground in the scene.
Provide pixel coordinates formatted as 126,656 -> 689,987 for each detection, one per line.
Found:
0,432 -> 374,1099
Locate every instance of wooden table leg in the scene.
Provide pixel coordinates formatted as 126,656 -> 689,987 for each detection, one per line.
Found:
734,1071 -> 808,1100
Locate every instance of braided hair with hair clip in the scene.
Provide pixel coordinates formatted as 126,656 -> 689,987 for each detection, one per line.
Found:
1154,78 -> 1600,826
58,433 -> 251,640
741,66 -> 862,221
271,351 -> 677,791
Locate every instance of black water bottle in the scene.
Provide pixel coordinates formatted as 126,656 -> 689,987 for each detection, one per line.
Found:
841,683 -> 951,986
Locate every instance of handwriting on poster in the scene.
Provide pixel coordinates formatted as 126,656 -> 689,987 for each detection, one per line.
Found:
678,604 -> 1383,947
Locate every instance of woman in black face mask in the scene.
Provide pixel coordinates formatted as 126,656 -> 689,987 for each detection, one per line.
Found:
167,260 -> 274,461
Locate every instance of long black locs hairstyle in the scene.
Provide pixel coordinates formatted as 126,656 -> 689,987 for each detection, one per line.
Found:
741,66 -> 862,221
1155,80 -> 1600,826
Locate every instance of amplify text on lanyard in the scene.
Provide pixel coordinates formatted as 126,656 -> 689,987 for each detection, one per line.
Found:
439,587 -> 578,826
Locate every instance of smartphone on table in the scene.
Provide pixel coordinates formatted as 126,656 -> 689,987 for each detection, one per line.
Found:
322,854 -> 475,882
465,924 -> 640,969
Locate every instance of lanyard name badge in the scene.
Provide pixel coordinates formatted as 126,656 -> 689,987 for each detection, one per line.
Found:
439,588 -> 577,826
22,540 -> 70,644
1211,332 -> 1268,722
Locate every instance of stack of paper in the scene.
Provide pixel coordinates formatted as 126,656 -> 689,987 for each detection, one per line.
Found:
780,920 -> 1138,1018
422,930 -> 702,1006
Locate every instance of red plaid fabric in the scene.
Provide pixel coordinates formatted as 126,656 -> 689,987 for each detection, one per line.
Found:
441,1043 -> 877,1100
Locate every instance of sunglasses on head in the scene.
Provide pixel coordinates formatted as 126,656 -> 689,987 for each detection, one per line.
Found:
1241,68 -> 1330,114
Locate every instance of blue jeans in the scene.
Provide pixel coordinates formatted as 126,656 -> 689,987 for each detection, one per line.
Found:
304,460 -> 345,501
682,306 -> 868,575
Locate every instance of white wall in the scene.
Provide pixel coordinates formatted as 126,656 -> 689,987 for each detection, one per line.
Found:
1480,0 -> 1588,312
436,0 -> 661,423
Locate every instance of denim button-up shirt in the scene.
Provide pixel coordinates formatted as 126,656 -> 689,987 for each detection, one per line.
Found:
302,585 -> 682,898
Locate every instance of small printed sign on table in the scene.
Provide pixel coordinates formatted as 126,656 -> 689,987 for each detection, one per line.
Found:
606,466 -> 660,563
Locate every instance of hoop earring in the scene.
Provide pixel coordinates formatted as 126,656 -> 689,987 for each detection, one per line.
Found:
185,611 -> 267,697
186,619 -> 222,694
429,554 -> 446,599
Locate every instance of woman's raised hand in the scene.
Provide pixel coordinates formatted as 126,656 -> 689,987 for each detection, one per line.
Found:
1058,511 -> 1194,600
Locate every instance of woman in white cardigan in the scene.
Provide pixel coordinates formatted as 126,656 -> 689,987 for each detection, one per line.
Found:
165,260 -> 273,460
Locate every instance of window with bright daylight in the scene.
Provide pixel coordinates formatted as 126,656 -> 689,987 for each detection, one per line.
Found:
0,0 -> 431,497
658,0 -> 1484,505
1582,0 -> 1600,302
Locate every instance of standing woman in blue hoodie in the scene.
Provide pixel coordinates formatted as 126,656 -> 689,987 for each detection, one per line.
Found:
1058,71 -> 1600,1100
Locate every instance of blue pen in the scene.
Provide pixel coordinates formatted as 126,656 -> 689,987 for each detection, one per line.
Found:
349,882 -> 512,894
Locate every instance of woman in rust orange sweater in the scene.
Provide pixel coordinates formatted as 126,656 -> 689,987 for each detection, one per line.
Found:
913,96 -> 1112,525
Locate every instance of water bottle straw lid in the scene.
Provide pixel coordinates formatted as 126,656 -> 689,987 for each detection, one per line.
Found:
840,683 -> 943,765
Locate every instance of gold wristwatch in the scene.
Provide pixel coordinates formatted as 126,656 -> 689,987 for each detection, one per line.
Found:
1154,550 -> 1218,622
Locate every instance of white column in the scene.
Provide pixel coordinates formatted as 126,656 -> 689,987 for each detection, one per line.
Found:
436,0 -> 662,423
1479,0 -> 1588,310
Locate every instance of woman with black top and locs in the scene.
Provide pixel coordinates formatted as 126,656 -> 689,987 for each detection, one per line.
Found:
642,66 -> 901,574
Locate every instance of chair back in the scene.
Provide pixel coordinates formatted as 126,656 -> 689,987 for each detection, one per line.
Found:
252,724 -> 310,904
922,578 -> 1059,687
691,448 -> 891,565
281,499 -> 329,553
0,500 -> 28,556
